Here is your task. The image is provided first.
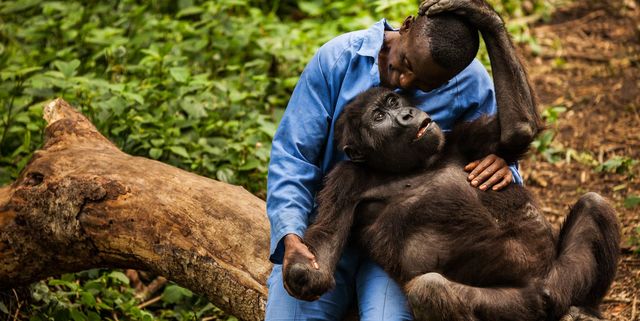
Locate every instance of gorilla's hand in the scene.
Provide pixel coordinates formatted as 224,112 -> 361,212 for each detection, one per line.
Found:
419,0 -> 503,30
282,234 -> 335,301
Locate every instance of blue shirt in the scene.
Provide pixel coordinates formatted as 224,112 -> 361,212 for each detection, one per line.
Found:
266,19 -> 522,263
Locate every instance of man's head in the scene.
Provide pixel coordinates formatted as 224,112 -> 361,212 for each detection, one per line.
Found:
379,13 -> 479,91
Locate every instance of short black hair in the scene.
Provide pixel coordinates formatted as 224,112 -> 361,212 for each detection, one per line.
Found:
414,13 -> 480,74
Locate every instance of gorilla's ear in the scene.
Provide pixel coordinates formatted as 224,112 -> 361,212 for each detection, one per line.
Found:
343,145 -> 365,163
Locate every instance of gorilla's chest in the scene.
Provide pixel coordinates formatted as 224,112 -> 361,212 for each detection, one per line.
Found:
356,164 -> 479,222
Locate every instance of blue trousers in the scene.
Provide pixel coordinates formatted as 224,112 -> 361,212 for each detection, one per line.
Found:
265,246 -> 413,321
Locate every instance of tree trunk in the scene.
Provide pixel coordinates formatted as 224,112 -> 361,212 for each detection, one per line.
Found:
0,98 -> 270,321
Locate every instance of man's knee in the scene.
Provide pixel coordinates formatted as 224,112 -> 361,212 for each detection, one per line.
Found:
356,260 -> 413,321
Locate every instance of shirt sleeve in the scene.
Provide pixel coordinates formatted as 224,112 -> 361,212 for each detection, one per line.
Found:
455,60 -> 523,185
266,49 -> 338,264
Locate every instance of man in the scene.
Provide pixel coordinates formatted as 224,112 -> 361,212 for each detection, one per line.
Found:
266,2 -> 520,320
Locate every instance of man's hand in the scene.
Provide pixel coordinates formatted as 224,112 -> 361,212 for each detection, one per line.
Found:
419,0 -> 502,30
464,154 -> 512,191
283,234 -> 319,271
282,233 -> 324,300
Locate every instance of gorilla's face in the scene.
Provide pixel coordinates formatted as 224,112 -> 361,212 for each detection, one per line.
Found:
337,88 -> 444,173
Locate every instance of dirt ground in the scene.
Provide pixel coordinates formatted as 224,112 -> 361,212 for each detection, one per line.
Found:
518,0 -> 640,319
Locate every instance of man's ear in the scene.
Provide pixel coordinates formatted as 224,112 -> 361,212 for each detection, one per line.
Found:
343,145 -> 365,163
400,15 -> 414,35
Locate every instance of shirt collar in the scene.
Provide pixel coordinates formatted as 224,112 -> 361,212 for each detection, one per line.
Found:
356,18 -> 397,58
358,19 -> 397,78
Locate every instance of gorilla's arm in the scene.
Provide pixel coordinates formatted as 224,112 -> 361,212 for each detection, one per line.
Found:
447,115 -> 502,162
422,0 -> 544,159
481,16 -> 543,155
305,162 -> 365,270
283,162 -> 367,300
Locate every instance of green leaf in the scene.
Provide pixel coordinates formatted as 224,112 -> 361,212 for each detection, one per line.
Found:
177,6 -> 203,18
150,139 -> 165,147
69,308 -> 86,321
48,279 -> 78,290
0,301 -> 8,314
53,59 -> 81,78
108,271 -> 130,285
624,195 -> 640,209
169,146 -> 190,158
162,285 -> 193,304
238,159 -> 260,171
80,292 -> 96,307
17,66 -> 42,77
86,312 -> 101,321
149,148 -> 163,159
216,168 -> 234,183
298,1 -> 322,16
169,67 -> 190,83
101,96 -> 127,116
0,0 -> 41,14
181,101 -> 207,119
96,301 -> 113,310
122,92 -> 145,105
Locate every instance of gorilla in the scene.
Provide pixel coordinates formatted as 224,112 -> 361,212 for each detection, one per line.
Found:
283,1 -> 621,320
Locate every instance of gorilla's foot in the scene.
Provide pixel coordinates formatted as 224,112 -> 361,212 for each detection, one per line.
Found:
405,273 -> 474,321
283,262 -> 335,302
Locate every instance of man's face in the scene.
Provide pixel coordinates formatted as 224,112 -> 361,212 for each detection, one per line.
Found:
380,16 -> 453,92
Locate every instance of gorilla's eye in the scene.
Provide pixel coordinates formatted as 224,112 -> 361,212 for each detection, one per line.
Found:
373,110 -> 385,122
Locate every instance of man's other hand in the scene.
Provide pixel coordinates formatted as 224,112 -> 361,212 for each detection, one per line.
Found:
464,154 -> 513,191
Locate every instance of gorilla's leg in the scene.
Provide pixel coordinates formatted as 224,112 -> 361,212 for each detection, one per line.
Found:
405,273 -> 546,321
405,273 -> 475,321
545,192 -> 620,319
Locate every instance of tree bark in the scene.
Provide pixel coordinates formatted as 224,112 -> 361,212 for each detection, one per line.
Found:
0,98 -> 270,321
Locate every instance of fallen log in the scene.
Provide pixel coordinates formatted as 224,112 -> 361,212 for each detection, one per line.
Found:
0,98 -> 270,321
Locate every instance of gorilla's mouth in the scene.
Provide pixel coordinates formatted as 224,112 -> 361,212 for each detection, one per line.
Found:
415,119 -> 432,139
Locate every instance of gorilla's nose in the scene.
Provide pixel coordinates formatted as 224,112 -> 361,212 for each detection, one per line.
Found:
397,108 -> 415,125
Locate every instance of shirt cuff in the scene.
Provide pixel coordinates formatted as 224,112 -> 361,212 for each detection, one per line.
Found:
269,226 -> 306,264
509,162 -> 523,185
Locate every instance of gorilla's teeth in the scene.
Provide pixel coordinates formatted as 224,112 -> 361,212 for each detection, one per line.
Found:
416,119 -> 431,138
416,126 -> 428,138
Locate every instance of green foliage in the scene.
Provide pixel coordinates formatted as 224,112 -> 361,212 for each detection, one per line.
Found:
16,269 -> 231,321
595,156 -> 639,175
624,195 -> 640,209
20,270 -> 235,321
531,106 -> 639,177
530,105 -> 566,163
0,0 -> 411,194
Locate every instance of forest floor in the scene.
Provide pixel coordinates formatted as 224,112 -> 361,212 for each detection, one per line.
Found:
519,0 -> 639,320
